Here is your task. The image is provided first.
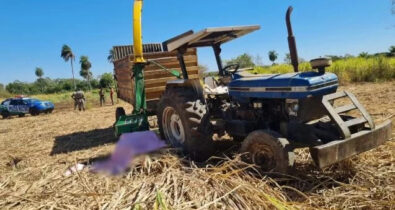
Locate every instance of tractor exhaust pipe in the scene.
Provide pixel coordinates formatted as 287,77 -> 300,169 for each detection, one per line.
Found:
286,6 -> 299,72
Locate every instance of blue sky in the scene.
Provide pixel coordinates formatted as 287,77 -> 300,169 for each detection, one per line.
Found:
0,0 -> 394,85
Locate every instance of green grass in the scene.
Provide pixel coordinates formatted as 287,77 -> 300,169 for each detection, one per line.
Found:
0,90 -> 13,103
0,89 -> 112,110
251,56 -> 395,84
31,90 -> 103,109
0,90 -> 13,99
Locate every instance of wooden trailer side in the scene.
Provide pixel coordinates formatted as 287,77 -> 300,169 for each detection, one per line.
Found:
113,48 -> 199,111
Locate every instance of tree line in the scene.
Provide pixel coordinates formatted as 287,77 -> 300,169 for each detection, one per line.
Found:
2,45 -> 116,95
3,45 -> 394,95
4,73 -> 114,95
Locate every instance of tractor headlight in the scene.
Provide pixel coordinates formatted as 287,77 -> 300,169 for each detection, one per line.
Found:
286,99 -> 299,116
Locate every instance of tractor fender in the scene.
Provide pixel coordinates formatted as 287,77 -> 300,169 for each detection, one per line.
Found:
165,79 -> 204,102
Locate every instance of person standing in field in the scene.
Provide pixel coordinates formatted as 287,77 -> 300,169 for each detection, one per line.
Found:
110,87 -> 114,105
71,90 -> 85,111
99,88 -> 105,106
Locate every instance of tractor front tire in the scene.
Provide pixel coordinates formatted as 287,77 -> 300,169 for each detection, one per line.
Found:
241,130 -> 295,173
157,88 -> 214,161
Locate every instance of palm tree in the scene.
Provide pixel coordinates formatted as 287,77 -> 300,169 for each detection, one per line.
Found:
61,45 -> 76,90
80,56 -> 92,90
35,67 -> 44,92
107,49 -> 114,63
35,67 -> 44,79
268,50 -> 278,65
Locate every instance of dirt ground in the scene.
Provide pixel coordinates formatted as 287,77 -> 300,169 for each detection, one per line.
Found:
0,82 -> 394,209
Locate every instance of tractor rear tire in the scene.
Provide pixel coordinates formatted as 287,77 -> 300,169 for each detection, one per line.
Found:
157,87 -> 215,161
115,107 -> 126,122
241,130 -> 295,173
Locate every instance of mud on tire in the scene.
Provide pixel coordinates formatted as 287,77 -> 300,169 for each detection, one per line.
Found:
157,87 -> 215,161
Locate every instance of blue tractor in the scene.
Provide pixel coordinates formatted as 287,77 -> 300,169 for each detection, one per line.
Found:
155,7 -> 392,172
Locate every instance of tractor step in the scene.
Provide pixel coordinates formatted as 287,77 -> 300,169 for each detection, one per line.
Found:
322,91 -> 375,139
334,104 -> 356,114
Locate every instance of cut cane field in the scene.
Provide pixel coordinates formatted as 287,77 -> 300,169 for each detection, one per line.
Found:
1,0 -> 395,209
0,80 -> 394,209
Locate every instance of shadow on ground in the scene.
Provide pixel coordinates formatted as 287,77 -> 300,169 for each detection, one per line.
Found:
51,127 -> 117,155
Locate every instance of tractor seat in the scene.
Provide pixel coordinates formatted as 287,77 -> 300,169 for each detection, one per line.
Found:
204,77 -> 228,95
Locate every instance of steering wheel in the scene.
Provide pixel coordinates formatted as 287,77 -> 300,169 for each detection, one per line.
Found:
222,63 -> 240,75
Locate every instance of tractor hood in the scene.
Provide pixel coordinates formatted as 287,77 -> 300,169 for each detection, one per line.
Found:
228,71 -> 338,99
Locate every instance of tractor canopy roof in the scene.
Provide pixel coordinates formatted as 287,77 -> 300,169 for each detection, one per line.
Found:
163,25 -> 261,52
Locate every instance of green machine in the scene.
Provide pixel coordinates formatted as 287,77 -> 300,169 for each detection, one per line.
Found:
114,0 -> 181,136
114,0 -> 149,136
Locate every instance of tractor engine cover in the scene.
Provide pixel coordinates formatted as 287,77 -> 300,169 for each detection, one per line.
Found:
228,71 -> 338,100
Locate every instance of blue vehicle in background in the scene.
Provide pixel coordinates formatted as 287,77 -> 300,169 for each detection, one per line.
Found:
0,97 -> 55,118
